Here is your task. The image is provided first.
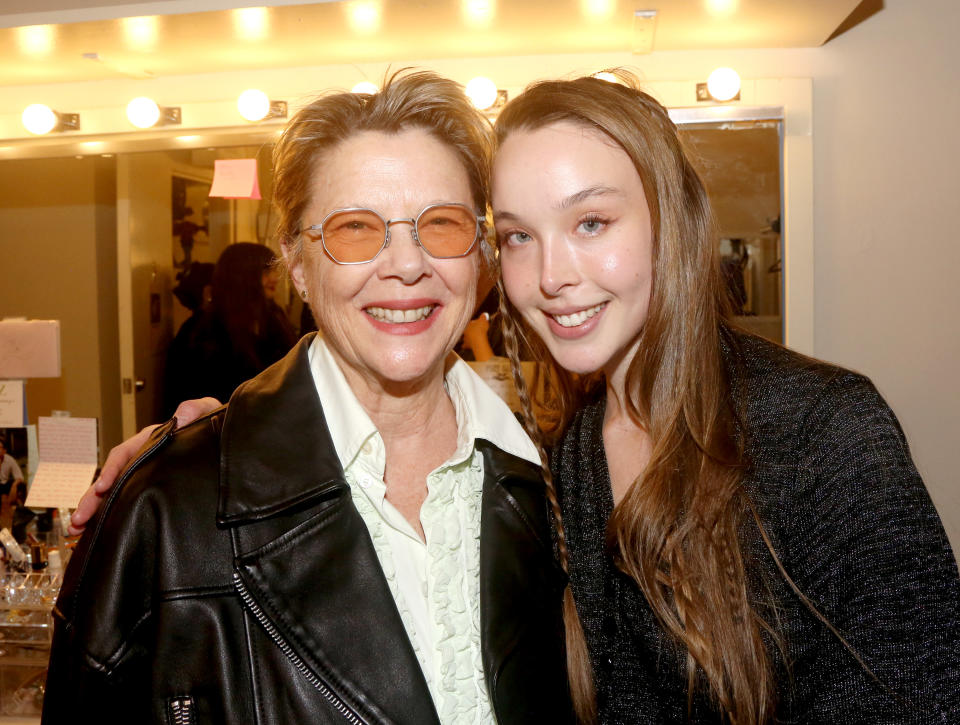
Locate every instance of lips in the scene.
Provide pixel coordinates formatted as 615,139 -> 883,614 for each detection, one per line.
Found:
548,302 -> 606,328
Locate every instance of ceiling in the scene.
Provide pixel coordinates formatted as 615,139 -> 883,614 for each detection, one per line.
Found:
1,0 -> 865,88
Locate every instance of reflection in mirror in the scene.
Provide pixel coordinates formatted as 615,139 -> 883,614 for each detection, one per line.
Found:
679,119 -> 783,343
121,144 -> 289,430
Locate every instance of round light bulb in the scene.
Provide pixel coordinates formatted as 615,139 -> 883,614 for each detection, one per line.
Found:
707,67 -> 741,102
465,76 -> 498,110
126,96 -> 161,128
593,71 -> 619,84
351,81 -> 379,95
238,89 -> 270,121
22,104 -> 57,135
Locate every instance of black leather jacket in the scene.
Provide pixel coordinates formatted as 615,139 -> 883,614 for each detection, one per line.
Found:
45,337 -> 572,724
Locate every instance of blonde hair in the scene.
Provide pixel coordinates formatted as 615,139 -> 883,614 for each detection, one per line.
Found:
272,69 -> 494,268
495,72 -> 777,724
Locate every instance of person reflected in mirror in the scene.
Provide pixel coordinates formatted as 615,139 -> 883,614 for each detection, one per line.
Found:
163,242 -> 297,413
0,438 -> 24,530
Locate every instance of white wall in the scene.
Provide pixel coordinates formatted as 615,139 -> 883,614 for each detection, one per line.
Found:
806,0 -> 960,548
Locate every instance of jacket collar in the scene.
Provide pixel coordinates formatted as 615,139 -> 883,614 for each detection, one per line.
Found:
217,334 -> 345,525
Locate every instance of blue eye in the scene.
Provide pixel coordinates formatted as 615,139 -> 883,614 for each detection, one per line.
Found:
501,230 -> 532,246
578,215 -> 609,235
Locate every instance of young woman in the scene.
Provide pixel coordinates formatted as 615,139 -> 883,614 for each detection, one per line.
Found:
491,74 -> 960,724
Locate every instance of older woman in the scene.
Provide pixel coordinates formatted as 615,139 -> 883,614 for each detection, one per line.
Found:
44,72 -> 571,725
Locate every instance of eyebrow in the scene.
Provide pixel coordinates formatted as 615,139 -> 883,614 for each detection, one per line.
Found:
494,185 -> 623,224
557,185 -> 622,209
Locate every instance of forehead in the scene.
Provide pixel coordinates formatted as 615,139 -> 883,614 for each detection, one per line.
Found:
307,128 -> 473,213
493,122 -> 640,203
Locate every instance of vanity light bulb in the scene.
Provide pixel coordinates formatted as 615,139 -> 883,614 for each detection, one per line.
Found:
22,104 -> 57,134
351,81 -> 379,95
238,89 -> 270,121
127,96 -> 161,128
707,67 -> 741,102
465,76 -> 498,110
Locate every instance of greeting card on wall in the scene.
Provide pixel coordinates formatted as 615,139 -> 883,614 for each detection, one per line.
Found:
25,416 -> 98,509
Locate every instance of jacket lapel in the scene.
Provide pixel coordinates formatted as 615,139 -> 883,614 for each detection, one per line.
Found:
477,440 -> 569,722
218,335 -> 439,725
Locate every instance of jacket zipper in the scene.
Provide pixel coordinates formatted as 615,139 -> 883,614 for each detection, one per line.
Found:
168,696 -> 195,725
233,572 -> 365,725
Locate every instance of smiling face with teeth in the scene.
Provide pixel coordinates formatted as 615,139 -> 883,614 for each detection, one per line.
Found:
494,121 -> 654,384
286,128 -> 480,393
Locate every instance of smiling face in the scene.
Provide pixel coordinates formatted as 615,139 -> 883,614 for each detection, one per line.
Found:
494,121 -> 654,384
285,127 -> 480,392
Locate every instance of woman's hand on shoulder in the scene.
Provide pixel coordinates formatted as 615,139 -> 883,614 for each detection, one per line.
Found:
68,397 -> 221,536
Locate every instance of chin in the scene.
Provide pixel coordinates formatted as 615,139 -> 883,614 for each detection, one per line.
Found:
378,349 -> 447,383
544,349 -> 606,377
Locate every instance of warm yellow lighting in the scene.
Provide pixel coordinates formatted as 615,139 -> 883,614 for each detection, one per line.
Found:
581,0 -> 616,21
593,71 -> 619,84
22,104 -> 57,135
352,81 -> 379,95
462,0 -> 495,28
346,1 -> 381,33
705,0 -> 739,17
18,25 -> 54,55
238,89 -> 271,121
234,7 -> 270,41
707,67 -> 741,101
122,16 -> 158,48
80,141 -> 105,151
176,136 -> 201,143
466,77 -> 498,110
127,97 -> 161,128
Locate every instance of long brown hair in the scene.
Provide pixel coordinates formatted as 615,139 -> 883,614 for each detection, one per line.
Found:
494,72 -> 778,724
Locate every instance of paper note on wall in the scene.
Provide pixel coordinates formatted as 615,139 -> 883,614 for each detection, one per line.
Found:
0,319 -> 61,378
25,416 -> 98,509
208,158 -> 261,199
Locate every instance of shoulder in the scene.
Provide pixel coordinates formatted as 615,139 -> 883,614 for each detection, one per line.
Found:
113,409 -> 224,516
725,330 -> 897,461
59,410 -> 227,613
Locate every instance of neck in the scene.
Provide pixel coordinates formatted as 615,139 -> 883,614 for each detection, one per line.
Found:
337,357 -> 453,442
333,353 -> 459,541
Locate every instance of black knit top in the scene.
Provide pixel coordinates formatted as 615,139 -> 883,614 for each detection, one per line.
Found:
554,331 -> 960,724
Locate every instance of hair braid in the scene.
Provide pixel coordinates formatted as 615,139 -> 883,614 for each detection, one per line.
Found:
497,280 -> 597,723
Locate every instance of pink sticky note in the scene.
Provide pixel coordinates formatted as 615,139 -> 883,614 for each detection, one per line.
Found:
209,158 -> 262,199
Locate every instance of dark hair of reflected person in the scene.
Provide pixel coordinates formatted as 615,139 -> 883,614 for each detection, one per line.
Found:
493,71 -> 778,724
272,69 -> 494,268
211,242 -> 282,363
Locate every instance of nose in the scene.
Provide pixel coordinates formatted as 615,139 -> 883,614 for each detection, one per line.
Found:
539,236 -> 579,297
379,219 -> 429,283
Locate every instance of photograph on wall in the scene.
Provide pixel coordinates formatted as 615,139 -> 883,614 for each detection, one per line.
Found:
0,426 -> 29,528
172,175 -> 212,271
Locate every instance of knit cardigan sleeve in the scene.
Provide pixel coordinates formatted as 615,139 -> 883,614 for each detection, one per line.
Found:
770,369 -> 960,724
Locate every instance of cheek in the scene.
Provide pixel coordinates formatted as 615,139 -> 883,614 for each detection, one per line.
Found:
500,255 -> 531,306
446,256 -> 481,308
